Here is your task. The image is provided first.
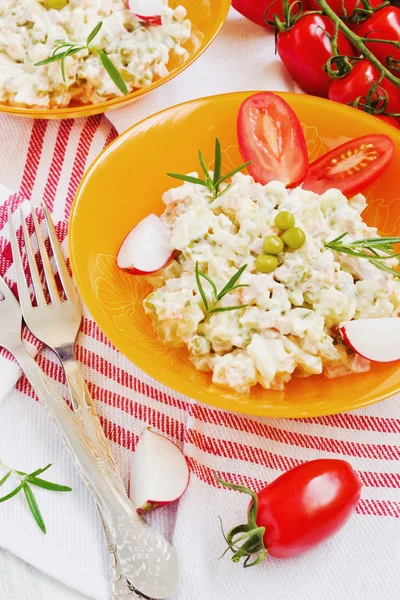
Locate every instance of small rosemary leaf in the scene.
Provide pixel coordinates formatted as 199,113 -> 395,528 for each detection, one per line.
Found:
34,52 -> 68,66
0,471 -> 11,487
369,258 -> 400,278
99,50 -> 128,94
198,271 -> 218,301
209,304 -> 249,314
217,264 -> 248,300
29,464 -> 52,479
23,484 -> 46,534
216,161 -> 252,186
61,55 -> 67,82
0,482 -> 24,503
26,476 -> 72,492
351,237 -> 400,246
87,21 -> 103,45
216,183 -> 232,198
325,244 -> 361,257
166,173 -> 208,187
198,150 -> 212,183
195,262 -> 208,311
217,283 -> 250,301
213,138 -> 222,189
328,232 -> 348,244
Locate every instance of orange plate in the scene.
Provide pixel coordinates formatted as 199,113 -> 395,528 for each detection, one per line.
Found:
0,0 -> 231,120
70,92 -> 400,417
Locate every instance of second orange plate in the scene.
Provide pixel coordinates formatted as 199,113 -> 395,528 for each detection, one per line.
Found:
69,92 -> 400,417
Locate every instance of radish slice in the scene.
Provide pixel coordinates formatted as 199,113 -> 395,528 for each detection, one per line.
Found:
339,318 -> 400,363
130,428 -> 190,512
117,214 -> 173,275
128,0 -> 164,25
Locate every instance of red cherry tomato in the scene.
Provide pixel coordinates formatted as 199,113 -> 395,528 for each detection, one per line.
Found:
218,460 -> 361,564
237,92 -> 309,187
277,15 -> 354,98
310,0 -> 382,17
329,59 -> 400,114
231,0 -> 306,30
302,134 -> 394,196
353,7 -> 400,70
376,115 -> 400,129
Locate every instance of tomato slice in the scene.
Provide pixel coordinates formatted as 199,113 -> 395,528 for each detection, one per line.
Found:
302,134 -> 394,197
237,92 -> 309,187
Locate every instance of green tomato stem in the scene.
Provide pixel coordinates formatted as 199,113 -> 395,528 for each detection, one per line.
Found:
315,0 -> 400,89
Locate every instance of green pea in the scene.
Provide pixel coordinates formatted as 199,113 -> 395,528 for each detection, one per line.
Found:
47,0 -> 68,9
274,211 -> 295,231
255,254 -> 278,274
262,235 -> 284,255
282,227 -> 306,250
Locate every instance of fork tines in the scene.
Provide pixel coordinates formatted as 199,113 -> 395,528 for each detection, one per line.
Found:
8,204 -> 78,308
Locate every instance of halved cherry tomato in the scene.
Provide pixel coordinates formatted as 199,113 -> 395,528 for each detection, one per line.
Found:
302,134 -> 394,196
218,459 -> 361,564
237,92 -> 309,187
329,59 -> 400,114
277,15 -> 354,98
353,6 -> 400,70
310,0 -> 382,18
232,0 -> 306,30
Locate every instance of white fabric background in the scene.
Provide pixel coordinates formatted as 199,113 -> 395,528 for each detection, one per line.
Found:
0,7 -> 399,600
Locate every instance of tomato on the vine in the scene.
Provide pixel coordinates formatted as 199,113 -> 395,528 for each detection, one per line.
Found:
353,6 -> 400,69
217,460 -> 361,564
277,15 -> 354,98
232,0 -> 306,30
303,134 -> 394,196
310,0 -> 382,18
376,115 -> 400,129
329,59 -> 400,114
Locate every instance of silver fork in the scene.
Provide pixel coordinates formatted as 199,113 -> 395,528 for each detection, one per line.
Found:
12,203 -> 123,492
7,212 -> 181,600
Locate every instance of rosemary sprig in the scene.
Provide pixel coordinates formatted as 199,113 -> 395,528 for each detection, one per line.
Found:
0,461 -> 72,533
325,233 -> 400,278
195,262 -> 249,315
34,22 -> 128,94
167,138 -> 252,199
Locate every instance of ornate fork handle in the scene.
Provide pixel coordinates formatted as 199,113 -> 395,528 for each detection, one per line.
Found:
59,345 -> 126,496
12,345 -> 180,600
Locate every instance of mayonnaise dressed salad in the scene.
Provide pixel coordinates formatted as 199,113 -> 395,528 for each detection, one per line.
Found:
143,173 -> 400,393
0,0 -> 191,108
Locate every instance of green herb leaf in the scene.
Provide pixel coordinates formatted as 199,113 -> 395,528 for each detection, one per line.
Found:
198,150 -> 211,180
213,138 -> 222,191
217,264 -> 248,300
325,233 -> 400,279
195,264 -> 249,317
29,464 -> 52,478
0,471 -> 11,487
208,304 -> 249,314
195,262 -> 209,311
167,173 -> 209,187
87,21 -> 103,45
217,283 -> 249,301
0,482 -> 24,503
198,271 -> 218,302
216,161 -> 252,186
99,50 -> 128,94
167,140 -> 252,200
23,484 -> 46,534
26,477 -> 72,492
34,52 -> 72,66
